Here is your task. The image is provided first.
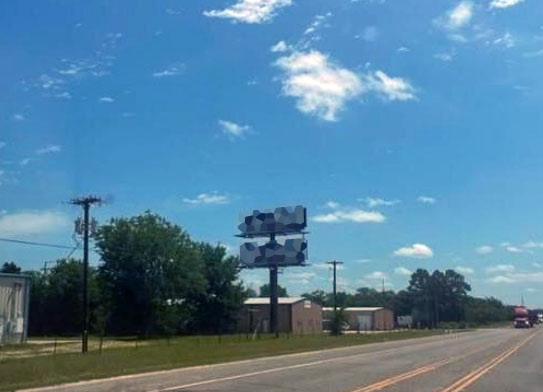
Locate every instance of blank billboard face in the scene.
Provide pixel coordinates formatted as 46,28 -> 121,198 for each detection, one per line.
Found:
240,239 -> 308,267
238,205 -> 306,236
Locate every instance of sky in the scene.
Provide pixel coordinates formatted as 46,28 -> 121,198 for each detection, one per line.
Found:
1,0 -> 543,307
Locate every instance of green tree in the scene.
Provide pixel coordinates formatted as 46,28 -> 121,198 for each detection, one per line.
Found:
190,243 -> 247,333
1,261 -> 21,273
259,283 -> 288,298
302,290 -> 328,306
95,212 -> 206,336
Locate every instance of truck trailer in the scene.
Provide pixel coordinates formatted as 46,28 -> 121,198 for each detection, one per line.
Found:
513,306 -> 531,328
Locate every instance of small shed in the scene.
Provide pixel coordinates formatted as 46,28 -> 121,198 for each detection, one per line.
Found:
323,307 -> 394,331
239,297 -> 322,334
0,273 -> 31,345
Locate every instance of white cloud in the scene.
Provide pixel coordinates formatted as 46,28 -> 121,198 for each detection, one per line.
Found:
493,32 -> 515,48
313,209 -> 385,224
397,46 -> 410,53
354,259 -> 372,264
183,192 -> 231,205
393,243 -> 434,259
152,64 -> 185,78
203,0 -> 292,24
0,210 -> 69,236
506,246 -> 524,253
417,196 -> 436,204
304,13 -> 332,36
36,145 -> 62,155
394,267 -> 412,276
523,241 -> 543,249
13,114 -> 25,121
274,50 -> 363,121
476,245 -> 493,255
487,275 -> 515,283
0,141 -> 6,149
99,96 -> 114,103
436,2 -> 474,30
270,41 -> 289,53
363,71 -> 416,101
325,201 -> 340,209
433,51 -> 455,61
455,266 -> 474,275
489,0 -> 523,9
274,50 -> 415,121
532,262 -> 543,268
20,158 -> 32,166
486,264 -> 515,274
365,271 -> 387,280
360,26 -> 379,42
218,120 -> 251,139
362,197 -> 400,208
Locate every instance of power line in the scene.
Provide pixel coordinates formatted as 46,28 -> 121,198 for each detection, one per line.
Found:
0,237 -> 74,250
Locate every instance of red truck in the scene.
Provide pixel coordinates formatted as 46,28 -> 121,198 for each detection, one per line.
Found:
514,306 -> 531,328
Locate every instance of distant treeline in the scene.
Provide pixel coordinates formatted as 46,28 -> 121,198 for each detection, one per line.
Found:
302,270 -> 514,328
2,212 -> 514,336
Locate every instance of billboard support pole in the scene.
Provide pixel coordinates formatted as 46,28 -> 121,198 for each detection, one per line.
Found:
269,233 -> 279,338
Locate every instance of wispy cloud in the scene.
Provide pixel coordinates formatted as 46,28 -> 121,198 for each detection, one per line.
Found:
361,197 -> 400,208
435,1 -> 474,30
506,246 -> 527,253
13,114 -> 25,121
0,210 -> 69,236
20,158 -> 32,166
152,64 -> 185,78
394,267 -> 412,276
304,12 -> 332,35
313,201 -> 385,223
455,266 -> 474,275
36,145 -> 62,155
0,141 -> 6,150
476,245 -> 493,255
313,210 -> 385,223
524,241 -> 543,249
486,264 -> 515,274
363,71 -> 416,101
393,243 -> 434,258
417,196 -> 436,205
355,26 -> 379,42
433,51 -> 455,61
489,0 -> 524,9
493,32 -> 515,48
183,192 -> 231,205
218,120 -> 251,140
99,96 -> 114,103
270,41 -> 289,53
203,0 -> 292,24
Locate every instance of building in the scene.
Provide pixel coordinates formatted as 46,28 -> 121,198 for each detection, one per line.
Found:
239,297 -> 322,334
323,307 -> 394,331
0,273 -> 31,345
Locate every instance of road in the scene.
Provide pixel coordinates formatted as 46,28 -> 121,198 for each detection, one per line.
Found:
22,328 -> 542,392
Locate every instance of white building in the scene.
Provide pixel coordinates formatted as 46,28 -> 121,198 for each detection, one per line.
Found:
0,273 -> 31,345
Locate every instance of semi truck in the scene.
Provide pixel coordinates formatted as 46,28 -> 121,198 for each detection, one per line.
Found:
513,306 -> 531,328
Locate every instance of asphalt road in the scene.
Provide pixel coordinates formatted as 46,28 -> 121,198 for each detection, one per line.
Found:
23,327 -> 542,392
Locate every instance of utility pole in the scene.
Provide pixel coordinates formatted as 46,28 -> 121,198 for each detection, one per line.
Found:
42,261 -> 48,275
69,195 -> 103,353
327,260 -> 343,314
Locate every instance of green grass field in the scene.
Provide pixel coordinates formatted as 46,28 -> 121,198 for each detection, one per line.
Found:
0,330 -> 444,391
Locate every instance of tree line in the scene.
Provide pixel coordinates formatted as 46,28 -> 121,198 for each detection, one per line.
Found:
302,269 -> 513,328
2,211 -> 514,336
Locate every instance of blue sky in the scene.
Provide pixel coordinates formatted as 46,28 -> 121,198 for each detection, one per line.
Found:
1,0 -> 543,307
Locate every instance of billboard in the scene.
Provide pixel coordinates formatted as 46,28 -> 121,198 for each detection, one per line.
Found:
240,238 -> 308,267
238,205 -> 307,237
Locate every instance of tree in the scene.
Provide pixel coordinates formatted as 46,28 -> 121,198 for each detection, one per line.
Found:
95,212 -> 207,336
1,261 -> 21,274
259,283 -> 288,298
302,290 -> 328,306
190,243 -> 247,334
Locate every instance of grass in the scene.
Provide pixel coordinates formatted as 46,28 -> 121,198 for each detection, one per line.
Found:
0,330 -> 445,391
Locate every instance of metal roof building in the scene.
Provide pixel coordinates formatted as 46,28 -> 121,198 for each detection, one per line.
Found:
323,307 -> 394,331
0,273 -> 31,345
239,297 -> 322,334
